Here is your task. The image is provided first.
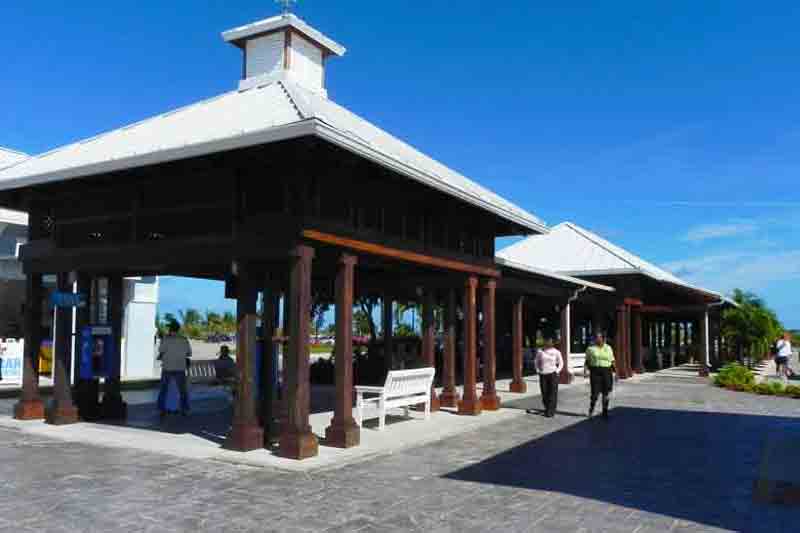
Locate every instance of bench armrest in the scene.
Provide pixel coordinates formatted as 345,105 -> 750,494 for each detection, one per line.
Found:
355,386 -> 385,394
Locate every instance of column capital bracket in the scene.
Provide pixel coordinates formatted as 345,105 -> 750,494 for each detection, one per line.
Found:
338,253 -> 358,266
289,243 -> 316,260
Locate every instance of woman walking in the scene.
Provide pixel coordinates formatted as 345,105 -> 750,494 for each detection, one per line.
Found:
534,338 -> 563,417
584,333 -> 616,420
776,332 -> 793,379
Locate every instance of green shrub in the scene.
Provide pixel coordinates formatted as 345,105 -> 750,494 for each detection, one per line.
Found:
784,385 -> 800,398
714,363 -> 756,389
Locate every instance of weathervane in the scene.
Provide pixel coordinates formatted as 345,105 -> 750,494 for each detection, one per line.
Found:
275,0 -> 298,14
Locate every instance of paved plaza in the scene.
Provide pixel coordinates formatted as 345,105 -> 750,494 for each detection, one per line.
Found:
1,371 -> 798,532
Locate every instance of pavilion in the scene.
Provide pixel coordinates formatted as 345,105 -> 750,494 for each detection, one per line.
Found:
498,222 -> 727,380
0,14 -> 611,460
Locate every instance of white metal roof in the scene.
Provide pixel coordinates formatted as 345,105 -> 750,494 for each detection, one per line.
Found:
0,77 -> 547,233
0,147 -> 28,171
498,222 -> 721,298
222,14 -> 346,56
495,256 -> 614,292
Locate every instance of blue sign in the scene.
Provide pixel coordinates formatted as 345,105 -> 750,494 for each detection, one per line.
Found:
50,292 -> 87,308
79,326 -> 115,379
0,355 -> 21,380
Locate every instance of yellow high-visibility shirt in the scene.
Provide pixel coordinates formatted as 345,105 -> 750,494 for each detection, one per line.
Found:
586,343 -> 614,368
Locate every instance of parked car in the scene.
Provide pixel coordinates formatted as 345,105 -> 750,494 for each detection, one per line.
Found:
206,333 -> 233,343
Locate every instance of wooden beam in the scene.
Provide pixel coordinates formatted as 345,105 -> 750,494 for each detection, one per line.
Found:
302,230 -> 500,278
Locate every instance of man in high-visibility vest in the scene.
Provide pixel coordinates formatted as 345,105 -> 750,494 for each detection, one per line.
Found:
584,332 -> 616,419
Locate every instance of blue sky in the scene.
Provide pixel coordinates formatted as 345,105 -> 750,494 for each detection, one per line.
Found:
3,1 -> 798,327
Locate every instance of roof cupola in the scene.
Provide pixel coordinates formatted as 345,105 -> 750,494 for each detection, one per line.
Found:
222,13 -> 346,97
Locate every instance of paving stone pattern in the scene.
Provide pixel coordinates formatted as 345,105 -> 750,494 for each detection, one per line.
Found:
1,371 -> 798,532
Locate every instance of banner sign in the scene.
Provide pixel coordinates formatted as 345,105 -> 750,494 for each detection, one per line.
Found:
0,340 -> 24,384
79,326 -> 115,379
50,292 -> 87,308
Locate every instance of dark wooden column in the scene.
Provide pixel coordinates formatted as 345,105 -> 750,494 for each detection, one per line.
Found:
632,308 -> 644,373
326,253 -> 360,448
72,274 -> 91,387
458,276 -> 482,416
100,275 -> 127,420
73,273 -> 97,421
559,302 -> 573,384
479,280 -> 500,410
509,295 -> 526,393
280,245 -> 318,460
226,264 -> 264,451
382,292 -> 393,375
45,273 -> 80,425
623,305 -> 633,378
439,288 -> 460,407
422,287 -> 441,411
14,273 -> 45,420
614,305 -> 627,378
699,310 -> 710,376
261,280 -> 280,447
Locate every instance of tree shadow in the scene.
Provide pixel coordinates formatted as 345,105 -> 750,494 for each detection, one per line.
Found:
444,407 -> 800,532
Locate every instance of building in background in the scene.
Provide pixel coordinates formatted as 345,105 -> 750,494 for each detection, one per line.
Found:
0,148 -> 160,384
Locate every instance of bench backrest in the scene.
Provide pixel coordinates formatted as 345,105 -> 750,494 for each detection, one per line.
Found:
187,360 -> 217,380
383,367 -> 435,398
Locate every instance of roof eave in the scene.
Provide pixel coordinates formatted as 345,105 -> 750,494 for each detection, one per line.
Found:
0,119 -> 319,192
221,16 -> 346,57
495,257 -> 614,292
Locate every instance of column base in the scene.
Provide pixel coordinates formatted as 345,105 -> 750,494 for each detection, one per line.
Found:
429,391 -> 441,412
13,399 -> 45,420
45,403 -> 80,425
458,397 -> 483,416
439,389 -> 460,408
480,392 -> 501,411
698,366 -> 710,377
279,428 -> 319,460
559,372 -> 573,385
414,391 -> 441,412
225,420 -> 265,452
509,380 -> 527,393
325,419 -> 360,449
100,396 -> 128,420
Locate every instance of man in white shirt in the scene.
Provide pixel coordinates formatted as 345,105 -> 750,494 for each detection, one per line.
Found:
157,321 -> 192,416
776,332 -> 793,378
529,338 -> 564,418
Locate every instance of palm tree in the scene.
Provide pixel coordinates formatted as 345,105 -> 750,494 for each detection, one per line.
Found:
722,289 -> 783,365
178,308 -> 201,327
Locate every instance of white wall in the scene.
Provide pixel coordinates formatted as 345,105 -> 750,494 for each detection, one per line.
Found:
121,276 -> 159,379
291,33 -> 324,92
246,32 -> 285,79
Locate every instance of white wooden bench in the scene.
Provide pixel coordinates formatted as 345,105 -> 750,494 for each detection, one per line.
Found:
355,367 -> 435,431
186,359 -> 237,389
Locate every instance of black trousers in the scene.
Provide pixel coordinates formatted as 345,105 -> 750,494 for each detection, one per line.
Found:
539,372 -> 559,416
589,366 -> 613,407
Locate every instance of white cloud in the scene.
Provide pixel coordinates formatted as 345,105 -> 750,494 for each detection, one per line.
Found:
663,250 -> 800,293
682,221 -> 758,242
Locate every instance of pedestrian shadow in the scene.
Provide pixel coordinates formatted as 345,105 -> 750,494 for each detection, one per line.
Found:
443,407 -> 800,532
520,407 -> 586,418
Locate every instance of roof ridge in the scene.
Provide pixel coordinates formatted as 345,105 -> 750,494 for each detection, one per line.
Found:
278,80 -> 314,120
0,146 -> 28,157
561,222 -> 642,273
